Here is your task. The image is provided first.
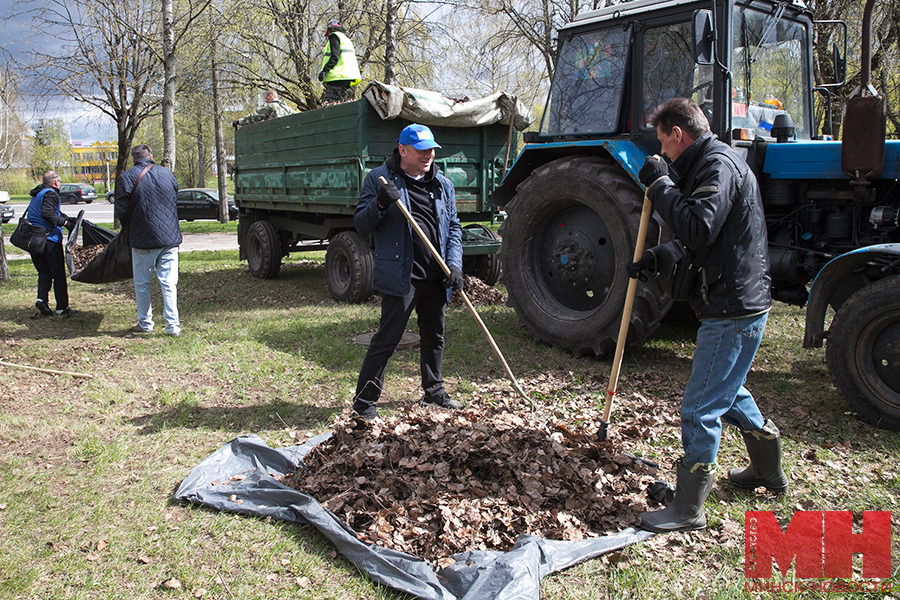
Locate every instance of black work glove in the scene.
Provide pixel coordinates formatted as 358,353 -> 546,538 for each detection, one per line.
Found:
63,218 -> 76,232
626,250 -> 656,282
444,266 -> 464,291
317,71 -> 325,82
638,155 -> 668,189
231,119 -> 239,128
376,180 -> 401,209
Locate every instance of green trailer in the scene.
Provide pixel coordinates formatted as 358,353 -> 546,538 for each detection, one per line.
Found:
234,97 -> 512,303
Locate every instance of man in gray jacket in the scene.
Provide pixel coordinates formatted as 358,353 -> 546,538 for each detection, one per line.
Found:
631,99 -> 786,533
115,144 -> 183,336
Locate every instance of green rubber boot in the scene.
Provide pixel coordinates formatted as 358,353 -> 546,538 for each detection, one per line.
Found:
728,419 -> 789,494
639,460 -> 715,533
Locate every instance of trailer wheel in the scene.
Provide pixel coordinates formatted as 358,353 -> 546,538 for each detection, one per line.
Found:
498,156 -> 672,356
826,277 -> 900,431
326,231 -> 373,303
462,224 -> 502,287
246,220 -> 282,279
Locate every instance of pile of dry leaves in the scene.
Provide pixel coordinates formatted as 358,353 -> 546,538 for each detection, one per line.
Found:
68,244 -> 107,271
449,275 -> 506,306
367,274 -> 506,308
280,404 -> 657,564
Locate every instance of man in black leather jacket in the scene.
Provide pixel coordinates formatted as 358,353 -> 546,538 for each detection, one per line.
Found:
632,98 -> 788,533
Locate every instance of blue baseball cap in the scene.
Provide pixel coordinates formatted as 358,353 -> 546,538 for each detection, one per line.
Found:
398,124 -> 441,150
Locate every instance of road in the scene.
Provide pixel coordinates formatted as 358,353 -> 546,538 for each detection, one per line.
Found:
7,200 -> 114,225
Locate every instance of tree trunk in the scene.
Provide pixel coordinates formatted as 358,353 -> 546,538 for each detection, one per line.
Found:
384,0 -> 396,85
0,235 -> 9,283
196,108 -> 205,188
162,0 -> 177,171
210,15 -> 229,224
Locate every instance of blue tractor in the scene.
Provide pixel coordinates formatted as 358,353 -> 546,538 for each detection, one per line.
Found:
493,0 -> 900,430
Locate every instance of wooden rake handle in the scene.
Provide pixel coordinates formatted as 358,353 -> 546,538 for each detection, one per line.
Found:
601,191 -> 653,423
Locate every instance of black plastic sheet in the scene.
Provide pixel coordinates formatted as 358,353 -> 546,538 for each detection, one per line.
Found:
175,434 -> 654,600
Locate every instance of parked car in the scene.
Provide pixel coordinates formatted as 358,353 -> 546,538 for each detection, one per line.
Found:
106,190 -> 115,203
176,188 -> 238,221
58,183 -> 97,204
1,203 -> 13,223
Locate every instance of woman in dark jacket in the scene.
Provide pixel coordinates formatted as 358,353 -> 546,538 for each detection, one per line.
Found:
27,170 -> 77,316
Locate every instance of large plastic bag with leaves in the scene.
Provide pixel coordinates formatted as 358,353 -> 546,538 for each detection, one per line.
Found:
175,434 -> 653,600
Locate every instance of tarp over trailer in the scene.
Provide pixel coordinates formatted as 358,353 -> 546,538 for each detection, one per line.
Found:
175,434 -> 654,600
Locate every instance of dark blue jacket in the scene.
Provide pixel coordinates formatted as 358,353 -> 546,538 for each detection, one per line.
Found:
354,160 -> 462,298
648,131 -> 771,320
115,159 -> 182,249
27,184 -> 69,244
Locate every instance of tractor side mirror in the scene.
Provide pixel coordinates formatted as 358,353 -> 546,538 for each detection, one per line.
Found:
692,9 -> 714,65
832,42 -> 846,86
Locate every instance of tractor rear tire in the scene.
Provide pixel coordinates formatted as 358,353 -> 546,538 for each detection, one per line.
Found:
246,220 -> 282,279
826,277 -> 900,431
326,231 -> 374,303
498,156 -> 672,356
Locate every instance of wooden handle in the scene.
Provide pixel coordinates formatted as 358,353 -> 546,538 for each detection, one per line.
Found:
0,359 -> 94,379
601,192 -> 653,423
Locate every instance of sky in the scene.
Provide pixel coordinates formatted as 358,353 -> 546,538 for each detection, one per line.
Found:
1,3 -> 117,145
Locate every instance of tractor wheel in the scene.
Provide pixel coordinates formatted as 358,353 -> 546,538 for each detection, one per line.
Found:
246,220 -> 282,279
498,156 -> 672,356
326,231 -> 374,303
826,277 -> 900,431
462,223 -> 502,286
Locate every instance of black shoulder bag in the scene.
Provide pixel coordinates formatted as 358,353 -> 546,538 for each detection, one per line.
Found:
11,191 -> 52,254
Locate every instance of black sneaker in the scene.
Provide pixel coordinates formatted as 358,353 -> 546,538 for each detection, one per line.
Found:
355,406 -> 378,421
55,307 -> 79,317
35,300 -> 52,317
420,391 -> 461,409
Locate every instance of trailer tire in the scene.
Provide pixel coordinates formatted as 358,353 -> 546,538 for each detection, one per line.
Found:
826,277 -> 900,431
499,156 -> 671,356
246,220 -> 282,279
326,231 -> 373,303
462,224 -> 502,286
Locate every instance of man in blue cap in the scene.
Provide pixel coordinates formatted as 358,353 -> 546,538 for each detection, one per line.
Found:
351,123 -> 464,419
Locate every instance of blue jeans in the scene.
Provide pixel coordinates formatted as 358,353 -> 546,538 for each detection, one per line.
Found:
681,312 -> 768,467
132,246 -> 180,334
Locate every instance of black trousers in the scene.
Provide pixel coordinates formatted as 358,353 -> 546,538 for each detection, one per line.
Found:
31,240 -> 69,310
322,81 -> 353,104
353,279 -> 447,412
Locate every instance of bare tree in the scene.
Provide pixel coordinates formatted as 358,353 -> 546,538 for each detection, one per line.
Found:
11,0 -> 164,180
0,58 -> 26,177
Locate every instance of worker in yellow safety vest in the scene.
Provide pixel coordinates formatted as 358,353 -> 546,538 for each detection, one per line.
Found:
318,20 -> 362,106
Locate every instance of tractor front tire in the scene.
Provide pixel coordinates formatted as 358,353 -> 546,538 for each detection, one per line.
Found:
499,156 -> 672,356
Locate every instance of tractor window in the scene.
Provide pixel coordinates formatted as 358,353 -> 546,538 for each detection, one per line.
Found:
541,26 -> 631,136
643,22 -> 715,126
733,6 -> 810,139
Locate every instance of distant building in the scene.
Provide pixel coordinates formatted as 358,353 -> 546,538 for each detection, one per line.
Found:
70,141 -> 118,187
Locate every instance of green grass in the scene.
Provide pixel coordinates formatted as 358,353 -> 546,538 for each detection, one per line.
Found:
0,250 -> 897,599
